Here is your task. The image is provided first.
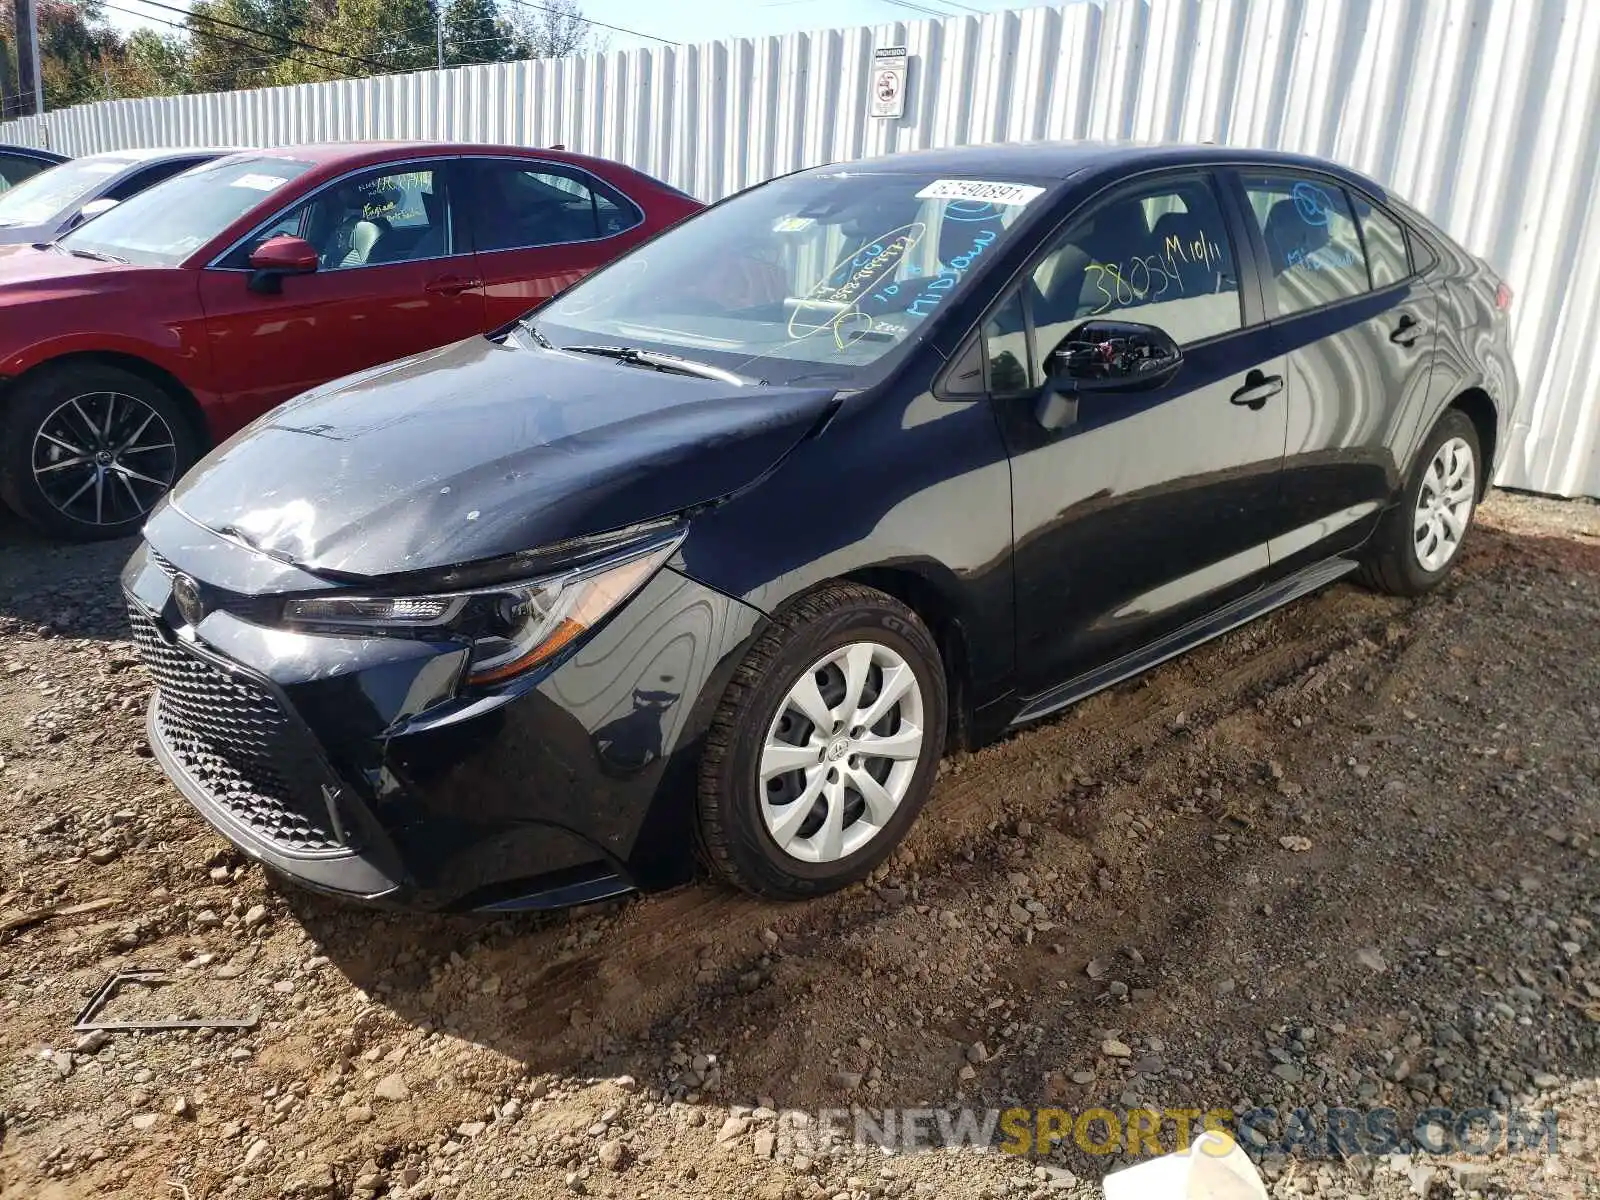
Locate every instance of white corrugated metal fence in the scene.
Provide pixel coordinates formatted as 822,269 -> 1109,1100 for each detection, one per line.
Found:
3,0 -> 1598,496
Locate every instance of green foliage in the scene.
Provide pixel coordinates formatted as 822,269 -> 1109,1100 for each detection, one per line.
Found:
444,0 -> 518,67
0,0 -> 599,110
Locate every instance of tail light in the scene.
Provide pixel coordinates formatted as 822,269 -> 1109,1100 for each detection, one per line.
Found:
1495,282 -> 1513,311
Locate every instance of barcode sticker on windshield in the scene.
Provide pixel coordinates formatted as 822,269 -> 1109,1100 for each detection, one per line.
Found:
915,179 -> 1045,206
230,173 -> 289,191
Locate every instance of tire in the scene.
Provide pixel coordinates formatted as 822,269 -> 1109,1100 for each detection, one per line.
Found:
0,364 -> 201,542
697,582 -> 948,899
1357,409 -> 1482,596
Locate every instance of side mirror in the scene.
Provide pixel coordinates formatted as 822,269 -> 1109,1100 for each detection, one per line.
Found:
68,197 -> 121,229
1035,320 -> 1183,431
247,235 -> 319,294
1045,320 -> 1184,391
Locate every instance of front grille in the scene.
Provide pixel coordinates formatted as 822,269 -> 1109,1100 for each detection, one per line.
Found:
127,603 -> 346,853
149,550 -> 177,578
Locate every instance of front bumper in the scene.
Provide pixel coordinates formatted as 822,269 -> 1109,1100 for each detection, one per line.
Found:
122,517 -> 764,911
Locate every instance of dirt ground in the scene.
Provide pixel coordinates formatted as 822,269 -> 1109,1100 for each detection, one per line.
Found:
1,491 -> 1597,1200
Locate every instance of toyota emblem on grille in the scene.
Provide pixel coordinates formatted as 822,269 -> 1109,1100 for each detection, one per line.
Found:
172,573 -> 204,627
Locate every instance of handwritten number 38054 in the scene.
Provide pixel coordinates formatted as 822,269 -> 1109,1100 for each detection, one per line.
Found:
1085,256 -> 1174,313
1083,234 -> 1224,316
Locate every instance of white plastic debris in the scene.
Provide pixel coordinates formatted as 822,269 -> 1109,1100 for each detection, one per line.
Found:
1103,1131 -> 1268,1200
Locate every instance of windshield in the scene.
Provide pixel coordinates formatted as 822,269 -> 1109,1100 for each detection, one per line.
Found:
59,155 -> 314,267
533,171 -> 1051,386
0,157 -> 130,228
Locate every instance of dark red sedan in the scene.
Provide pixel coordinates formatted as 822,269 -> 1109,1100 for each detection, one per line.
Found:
0,142 -> 702,539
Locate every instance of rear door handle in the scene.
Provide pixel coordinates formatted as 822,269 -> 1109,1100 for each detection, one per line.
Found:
1389,313 -> 1423,346
425,275 -> 483,296
1229,369 -> 1283,410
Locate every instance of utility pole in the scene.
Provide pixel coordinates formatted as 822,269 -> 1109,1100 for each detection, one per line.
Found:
13,0 -> 43,116
435,0 -> 445,71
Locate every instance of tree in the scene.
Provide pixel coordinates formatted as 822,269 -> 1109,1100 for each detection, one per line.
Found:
443,0 -> 520,66
185,0 -> 300,92
39,0 -> 124,106
507,0 -> 599,59
272,0 -> 434,83
117,28 -> 193,95
0,0 -> 122,108
0,0 -> 600,110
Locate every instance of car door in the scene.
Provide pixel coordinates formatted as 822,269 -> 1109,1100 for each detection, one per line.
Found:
981,171 -> 1291,699
196,160 -> 486,428
1234,170 -> 1439,573
460,156 -> 655,326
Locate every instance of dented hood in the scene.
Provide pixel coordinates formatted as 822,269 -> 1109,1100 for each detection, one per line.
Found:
171,334 -> 838,579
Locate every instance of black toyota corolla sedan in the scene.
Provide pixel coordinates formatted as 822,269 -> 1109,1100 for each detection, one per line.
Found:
124,142 -> 1516,911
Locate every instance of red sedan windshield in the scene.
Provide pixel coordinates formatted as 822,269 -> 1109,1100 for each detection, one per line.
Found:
59,156 -> 314,267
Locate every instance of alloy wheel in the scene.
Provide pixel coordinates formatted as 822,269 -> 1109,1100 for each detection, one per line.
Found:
1413,435 -> 1476,572
759,641 -> 926,864
31,391 -> 179,528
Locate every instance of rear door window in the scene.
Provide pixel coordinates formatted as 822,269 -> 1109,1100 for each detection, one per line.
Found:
465,159 -> 643,252
1242,174 -> 1370,315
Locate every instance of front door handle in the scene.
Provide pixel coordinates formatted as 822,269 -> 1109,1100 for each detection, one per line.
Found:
425,275 -> 483,296
1389,313 -> 1423,346
1229,369 -> 1283,410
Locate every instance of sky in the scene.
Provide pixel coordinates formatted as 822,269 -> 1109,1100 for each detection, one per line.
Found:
101,0 -> 1029,55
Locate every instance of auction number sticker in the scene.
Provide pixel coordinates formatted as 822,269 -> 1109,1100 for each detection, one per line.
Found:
915,178 -> 1045,206
230,173 -> 290,191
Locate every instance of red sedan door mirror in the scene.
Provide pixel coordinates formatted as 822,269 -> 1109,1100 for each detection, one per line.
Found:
248,235 -> 319,294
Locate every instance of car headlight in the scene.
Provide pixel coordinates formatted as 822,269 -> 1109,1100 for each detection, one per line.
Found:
282,534 -> 681,686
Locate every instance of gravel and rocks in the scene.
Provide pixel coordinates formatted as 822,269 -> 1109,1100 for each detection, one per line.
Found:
0,491 -> 1597,1199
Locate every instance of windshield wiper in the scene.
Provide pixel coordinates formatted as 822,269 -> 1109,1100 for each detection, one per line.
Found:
54,244 -> 127,264
515,317 -> 554,349
563,344 -> 758,387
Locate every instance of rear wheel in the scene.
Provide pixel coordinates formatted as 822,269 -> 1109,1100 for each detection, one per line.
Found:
0,364 -> 199,541
697,583 -> 947,899
1358,409 -> 1481,596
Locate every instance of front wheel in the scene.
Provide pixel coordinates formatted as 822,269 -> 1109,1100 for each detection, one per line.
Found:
0,364 -> 200,541
1358,409 -> 1482,596
697,583 -> 947,899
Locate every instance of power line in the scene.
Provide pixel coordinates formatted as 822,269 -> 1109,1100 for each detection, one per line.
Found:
94,25 -> 525,95
10,0 -> 677,110
496,0 -> 676,46
119,0 -> 395,73
874,0 -> 965,18
87,18 -> 532,99
99,3 -> 397,80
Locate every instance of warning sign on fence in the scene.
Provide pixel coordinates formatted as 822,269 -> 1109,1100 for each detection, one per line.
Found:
870,46 -> 908,119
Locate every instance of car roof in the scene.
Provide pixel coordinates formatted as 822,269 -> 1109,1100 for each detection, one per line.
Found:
211,141 -> 645,179
0,143 -> 67,163
78,148 -> 231,166
804,141 -> 1381,192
